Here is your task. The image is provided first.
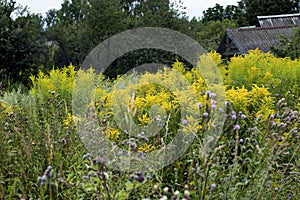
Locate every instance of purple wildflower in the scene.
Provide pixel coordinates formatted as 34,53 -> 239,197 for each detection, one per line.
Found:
198,103 -> 203,108
267,180 -> 272,188
211,183 -> 216,191
182,120 -> 188,126
232,114 -> 237,120
293,129 -> 299,138
203,112 -> 209,118
137,176 -> 145,183
234,125 -> 240,130
210,93 -> 217,99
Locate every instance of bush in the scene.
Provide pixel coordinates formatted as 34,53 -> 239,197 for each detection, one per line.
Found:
221,49 -> 300,108
0,52 -> 299,199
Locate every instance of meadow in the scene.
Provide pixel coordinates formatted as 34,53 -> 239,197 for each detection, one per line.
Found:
0,50 -> 299,199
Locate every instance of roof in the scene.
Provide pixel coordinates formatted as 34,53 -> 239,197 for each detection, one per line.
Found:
257,13 -> 300,27
217,26 -> 295,57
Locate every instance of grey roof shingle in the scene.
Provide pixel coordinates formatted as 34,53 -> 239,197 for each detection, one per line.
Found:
258,13 -> 300,27
217,26 -> 295,57
217,13 -> 300,57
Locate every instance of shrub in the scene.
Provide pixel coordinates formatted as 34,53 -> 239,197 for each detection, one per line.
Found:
222,49 -> 300,108
0,52 -> 299,199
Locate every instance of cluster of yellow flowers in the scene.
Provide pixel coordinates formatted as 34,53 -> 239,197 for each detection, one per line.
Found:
10,50 -> 297,154
226,84 -> 274,121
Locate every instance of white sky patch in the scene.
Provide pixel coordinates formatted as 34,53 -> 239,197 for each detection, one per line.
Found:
15,0 -> 238,19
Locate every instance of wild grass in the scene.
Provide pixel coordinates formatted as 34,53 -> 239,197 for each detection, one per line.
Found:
0,51 -> 299,199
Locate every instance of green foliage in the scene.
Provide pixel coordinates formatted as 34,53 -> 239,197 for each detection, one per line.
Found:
195,19 -> 238,51
222,49 -> 300,107
239,0 -> 300,26
1,52 -> 299,199
226,84 -> 274,122
0,0 -> 49,88
202,3 -> 246,26
43,0 -> 192,70
29,65 -> 77,108
272,26 -> 300,60
202,0 -> 300,27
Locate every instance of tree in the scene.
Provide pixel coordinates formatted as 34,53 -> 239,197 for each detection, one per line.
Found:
202,4 -> 225,22
271,27 -> 300,60
100,0 -> 193,77
44,0 -> 89,68
202,3 -> 247,26
202,1 -> 300,27
0,0 -> 47,88
196,19 -> 238,51
239,0 -> 300,26
44,0 -> 193,77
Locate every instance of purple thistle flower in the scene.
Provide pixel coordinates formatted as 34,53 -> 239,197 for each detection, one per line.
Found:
267,180 -> 272,188
138,151 -> 144,158
225,101 -> 230,106
232,114 -> 237,120
135,171 -> 145,182
198,103 -> 203,108
182,120 -> 188,126
270,121 -> 276,127
241,114 -> 246,119
293,129 -> 298,134
280,123 -> 286,128
136,171 -> 143,177
234,125 -> 240,130
203,112 -> 209,118
293,129 -> 299,138
129,142 -> 136,151
211,183 -> 216,191
210,93 -> 217,99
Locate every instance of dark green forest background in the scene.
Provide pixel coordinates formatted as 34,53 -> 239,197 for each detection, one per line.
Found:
1,0 -> 300,89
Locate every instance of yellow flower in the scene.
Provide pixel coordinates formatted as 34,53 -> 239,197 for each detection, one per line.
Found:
137,114 -> 151,125
0,100 -> 6,111
64,113 -> 79,127
104,127 -> 120,141
138,143 -> 154,152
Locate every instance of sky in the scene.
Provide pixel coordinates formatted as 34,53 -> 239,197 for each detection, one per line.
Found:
15,0 -> 238,19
